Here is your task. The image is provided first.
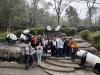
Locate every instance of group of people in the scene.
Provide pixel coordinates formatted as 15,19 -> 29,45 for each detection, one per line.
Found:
42,36 -> 79,61
6,29 -> 79,70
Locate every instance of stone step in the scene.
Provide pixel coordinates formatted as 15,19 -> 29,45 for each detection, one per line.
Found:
46,59 -> 81,69
39,62 -> 75,72
44,69 -> 75,75
57,59 -> 80,64
44,69 -> 97,75
46,57 -> 71,60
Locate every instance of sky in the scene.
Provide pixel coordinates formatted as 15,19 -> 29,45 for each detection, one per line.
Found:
27,0 -> 100,19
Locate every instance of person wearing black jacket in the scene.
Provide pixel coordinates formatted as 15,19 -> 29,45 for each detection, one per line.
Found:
47,39 -> 53,55
63,39 -> 70,57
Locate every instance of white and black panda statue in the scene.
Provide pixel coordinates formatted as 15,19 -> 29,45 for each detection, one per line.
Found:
6,33 -> 17,45
20,29 -> 32,43
76,50 -> 100,73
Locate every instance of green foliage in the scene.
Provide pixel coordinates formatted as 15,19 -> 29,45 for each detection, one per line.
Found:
0,0 -> 27,32
80,30 -> 91,40
0,32 -> 7,42
15,30 -> 22,38
80,30 -> 100,50
30,28 -> 45,35
88,31 -> 100,50
63,27 -> 77,36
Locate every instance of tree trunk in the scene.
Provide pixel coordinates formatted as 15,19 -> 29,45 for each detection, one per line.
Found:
4,16 -> 11,33
57,13 -> 60,26
89,9 -> 92,25
33,11 -> 36,27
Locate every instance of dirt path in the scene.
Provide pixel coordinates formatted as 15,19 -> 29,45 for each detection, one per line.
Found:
0,66 -> 49,75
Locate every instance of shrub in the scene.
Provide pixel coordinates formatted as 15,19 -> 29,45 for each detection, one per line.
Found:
88,31 -> 100,50
63,27 -> 77,36
0,32 -> 7,42
15,30 -> 22,37
80,30 -> 91,40
30,28 -> 45,35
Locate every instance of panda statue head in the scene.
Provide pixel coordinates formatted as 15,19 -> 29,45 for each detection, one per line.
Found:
77,50 -> 86,57
7,33 -> 17,41
55,26 -> 61,31
23,29 -> 30,34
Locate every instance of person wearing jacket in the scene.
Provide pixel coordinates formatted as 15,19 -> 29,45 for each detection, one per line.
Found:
36,44 -> 43,64
63,38 -> 70,57
70,39 -> 79,61
25,42 -> 35,70
57,38 -> 64,57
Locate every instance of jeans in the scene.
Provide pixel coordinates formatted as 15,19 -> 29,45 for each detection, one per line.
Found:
58,48 -> 63,57
25,55 -> 33,70
36,53 -> 42,64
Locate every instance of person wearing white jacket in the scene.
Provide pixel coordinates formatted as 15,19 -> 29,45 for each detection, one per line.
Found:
56,38 -> 64,57
36,44 -> 43,64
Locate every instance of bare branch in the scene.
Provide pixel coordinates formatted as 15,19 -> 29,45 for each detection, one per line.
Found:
54,0 -> 58,13
60,1 -> 72,15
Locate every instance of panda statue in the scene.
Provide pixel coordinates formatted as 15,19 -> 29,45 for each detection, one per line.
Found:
20,29 -> 32,43
6,33 -> 17,45
76,50 -> 100,73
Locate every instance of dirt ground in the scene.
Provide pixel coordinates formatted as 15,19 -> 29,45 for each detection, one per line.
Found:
0,65 -> 97,75
0,66 -> 49,75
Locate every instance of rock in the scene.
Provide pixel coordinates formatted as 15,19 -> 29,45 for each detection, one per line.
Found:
80,47 -> 97,54
15,43 -> 27,48
0,45 -> 23,58
78,42 -> 92,48
74,39 -> 86,43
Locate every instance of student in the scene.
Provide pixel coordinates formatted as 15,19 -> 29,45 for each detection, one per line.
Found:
42,38 -> 48,54
52,38 -> 57,57
70,39 -> 79,62
25,42 -> 35,70
57,38 -> 64,57
31,35 -> 38,48
63,38 -> 70,57
36,44 -> 43,64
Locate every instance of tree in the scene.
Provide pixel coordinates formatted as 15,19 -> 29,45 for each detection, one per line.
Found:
80,0 -> 96,25
65,6 -> 80,26
53,0 -> 74,26
30,0 -> 41,27
0,0 -> 27,32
